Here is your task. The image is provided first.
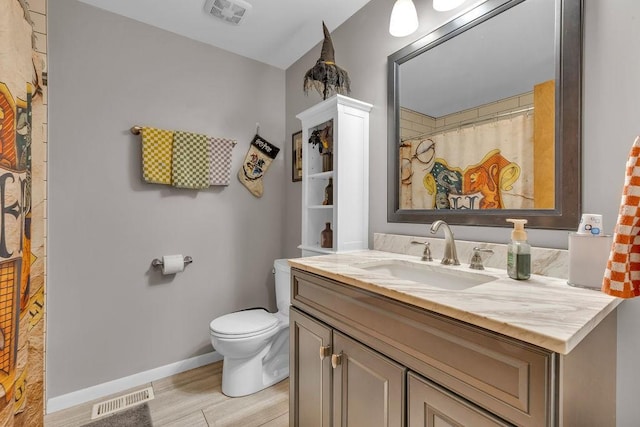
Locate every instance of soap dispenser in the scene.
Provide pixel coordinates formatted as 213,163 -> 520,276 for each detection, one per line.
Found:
506,218 -> 531,280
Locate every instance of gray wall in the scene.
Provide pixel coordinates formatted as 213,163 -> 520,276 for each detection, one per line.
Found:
284,0 -> 640,424
48,0 -> 285,398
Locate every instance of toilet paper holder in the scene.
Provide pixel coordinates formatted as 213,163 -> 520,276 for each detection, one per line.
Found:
151,256 -> 193,269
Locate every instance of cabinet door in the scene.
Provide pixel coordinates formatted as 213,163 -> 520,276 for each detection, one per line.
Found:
408,372 -> 511,427
290,308 -> 332,427
332,331 -> 405,427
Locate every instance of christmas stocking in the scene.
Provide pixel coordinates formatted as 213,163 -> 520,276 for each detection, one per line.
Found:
238,134 -> 280,197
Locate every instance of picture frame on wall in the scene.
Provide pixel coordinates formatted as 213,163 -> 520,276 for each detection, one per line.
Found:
292,130 -> 302,182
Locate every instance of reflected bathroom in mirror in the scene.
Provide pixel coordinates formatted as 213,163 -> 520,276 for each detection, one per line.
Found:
387,0 -> 582,229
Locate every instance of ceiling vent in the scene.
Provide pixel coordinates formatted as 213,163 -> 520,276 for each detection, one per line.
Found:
204,0 -> 252,25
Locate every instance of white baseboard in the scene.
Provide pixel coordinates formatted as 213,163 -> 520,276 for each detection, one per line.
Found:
46,351 -> 223,414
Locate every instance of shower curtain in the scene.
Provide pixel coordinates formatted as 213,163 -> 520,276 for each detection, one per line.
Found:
0,0 -> 45,425
400,113 -> 534,210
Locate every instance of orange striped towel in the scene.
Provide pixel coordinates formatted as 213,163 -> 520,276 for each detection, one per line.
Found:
603,136 -> 640,298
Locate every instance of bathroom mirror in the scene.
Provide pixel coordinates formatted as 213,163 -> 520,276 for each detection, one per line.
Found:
387,0 -> 582,229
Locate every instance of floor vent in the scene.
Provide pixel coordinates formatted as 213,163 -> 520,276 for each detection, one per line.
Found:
90,387 -> 155,420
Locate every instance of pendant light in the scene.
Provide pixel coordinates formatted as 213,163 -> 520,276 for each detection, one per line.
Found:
432,0 -> 466,12
389,0 -> 419,37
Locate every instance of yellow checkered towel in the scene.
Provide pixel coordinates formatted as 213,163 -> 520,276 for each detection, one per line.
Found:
172,131 -> 210,189
141,126 -> 174,184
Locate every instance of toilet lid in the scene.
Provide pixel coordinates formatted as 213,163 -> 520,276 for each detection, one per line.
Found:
209,309 -> 278,336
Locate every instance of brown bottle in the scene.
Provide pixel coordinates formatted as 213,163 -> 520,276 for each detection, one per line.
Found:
323,178 -> 333,205
322,152 -> 333,172
320,223 -> 333,248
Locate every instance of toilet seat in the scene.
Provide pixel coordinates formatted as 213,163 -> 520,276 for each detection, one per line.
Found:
210,309 -> 279,339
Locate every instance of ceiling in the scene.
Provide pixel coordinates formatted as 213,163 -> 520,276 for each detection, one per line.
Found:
77,0 -> 373,69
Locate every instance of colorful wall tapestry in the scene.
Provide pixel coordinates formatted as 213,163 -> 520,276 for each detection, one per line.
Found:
400,113 -> 534,210
0,0 -> 46,425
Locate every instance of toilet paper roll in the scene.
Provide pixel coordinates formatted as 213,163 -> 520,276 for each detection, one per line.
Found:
162,254 -> 185,275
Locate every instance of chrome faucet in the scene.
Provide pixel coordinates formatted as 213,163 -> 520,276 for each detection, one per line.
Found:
429,220 -> 460,265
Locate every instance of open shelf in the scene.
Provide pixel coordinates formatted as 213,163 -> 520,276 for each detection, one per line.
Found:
297,245 -> 335,255
308,171 -> 334,180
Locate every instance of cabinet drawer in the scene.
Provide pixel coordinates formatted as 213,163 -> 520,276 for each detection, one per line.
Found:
292,269 -> 553,427
408,372 -> 512,427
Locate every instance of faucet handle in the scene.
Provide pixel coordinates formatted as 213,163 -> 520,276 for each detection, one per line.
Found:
469,247 -> 494,270
411,241 -> 433,262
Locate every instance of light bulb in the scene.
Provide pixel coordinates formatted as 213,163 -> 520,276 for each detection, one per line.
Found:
433,0 -> 466,12
389,0 -> 419,37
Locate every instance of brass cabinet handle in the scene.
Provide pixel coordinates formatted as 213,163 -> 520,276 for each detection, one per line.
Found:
331,353 -> 343,368
319,345 -> 331,360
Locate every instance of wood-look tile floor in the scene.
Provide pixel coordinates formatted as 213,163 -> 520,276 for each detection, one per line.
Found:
45,361 -> 289,427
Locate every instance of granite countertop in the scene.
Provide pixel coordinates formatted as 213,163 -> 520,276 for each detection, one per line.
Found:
288,250 -> 622,355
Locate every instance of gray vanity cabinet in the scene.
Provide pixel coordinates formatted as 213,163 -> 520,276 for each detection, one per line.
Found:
290,267 -> 617,427
290,308 -> 405,427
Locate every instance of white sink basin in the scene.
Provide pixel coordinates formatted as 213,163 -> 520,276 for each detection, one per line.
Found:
356,260 -> 498,290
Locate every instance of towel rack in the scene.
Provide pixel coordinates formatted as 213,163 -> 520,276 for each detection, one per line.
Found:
130,125 -> 237,146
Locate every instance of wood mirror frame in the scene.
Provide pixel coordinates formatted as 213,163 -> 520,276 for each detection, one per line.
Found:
387,0 -> 582,229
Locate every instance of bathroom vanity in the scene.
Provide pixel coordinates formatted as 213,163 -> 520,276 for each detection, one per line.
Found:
288,251 -> 620,427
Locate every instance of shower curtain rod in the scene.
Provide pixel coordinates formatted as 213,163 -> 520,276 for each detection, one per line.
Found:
401,106 -> 534,143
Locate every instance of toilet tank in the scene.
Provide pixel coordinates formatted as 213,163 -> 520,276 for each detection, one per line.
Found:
273,259 -> 291,315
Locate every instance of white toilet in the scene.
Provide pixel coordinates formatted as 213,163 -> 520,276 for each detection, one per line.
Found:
209,259 -> 291,397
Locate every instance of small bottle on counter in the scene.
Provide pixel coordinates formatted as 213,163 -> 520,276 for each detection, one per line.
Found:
506,218 -> 531,280
321,222 -> 333,248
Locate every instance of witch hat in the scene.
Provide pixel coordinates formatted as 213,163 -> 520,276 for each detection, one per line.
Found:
303,21 -> 351,100
320,22 -> 335,63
